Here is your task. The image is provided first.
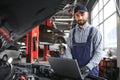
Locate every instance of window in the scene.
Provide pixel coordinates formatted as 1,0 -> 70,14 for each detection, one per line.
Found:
91,0 -> 117,48
92,15 -> 99,27
98,24 -> 104,47
99,10 -> 103,23
99,0 -> 103,10
104,0 -> 116,20
104,0 -> 109,5
7,46 -> 18,50
104,13 -> 117,48
92,3 -> 98,20
99,24 -> 104,37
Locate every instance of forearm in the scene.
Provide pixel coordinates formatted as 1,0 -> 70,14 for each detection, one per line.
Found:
86,51 -> 104,70
87,29 -> 104,70
62,45 -> 72,59
62,32 -> 73,59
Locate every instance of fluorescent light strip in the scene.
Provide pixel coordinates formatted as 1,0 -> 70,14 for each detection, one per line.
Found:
55,18 -> 74,21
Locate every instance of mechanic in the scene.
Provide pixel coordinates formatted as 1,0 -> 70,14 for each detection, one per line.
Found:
64,5 -> 104,79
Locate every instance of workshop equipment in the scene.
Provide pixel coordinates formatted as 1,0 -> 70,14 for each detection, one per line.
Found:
99,58 -> 119,80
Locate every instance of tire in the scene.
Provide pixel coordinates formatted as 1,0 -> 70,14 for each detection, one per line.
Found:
18,54 -> 22,60
2,55 -> 8,62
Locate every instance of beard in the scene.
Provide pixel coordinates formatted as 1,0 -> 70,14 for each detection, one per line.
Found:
76,20 -> 87,26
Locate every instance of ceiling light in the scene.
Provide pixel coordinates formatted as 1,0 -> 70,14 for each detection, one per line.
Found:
54,18 -> 74,21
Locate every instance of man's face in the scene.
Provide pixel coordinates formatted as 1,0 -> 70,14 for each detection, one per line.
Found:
74,11 -> 88,26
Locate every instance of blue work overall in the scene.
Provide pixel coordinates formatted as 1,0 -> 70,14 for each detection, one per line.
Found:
71,27 -> 98,76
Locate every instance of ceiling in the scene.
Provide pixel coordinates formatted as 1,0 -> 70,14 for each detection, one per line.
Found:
51,0 -> 97,30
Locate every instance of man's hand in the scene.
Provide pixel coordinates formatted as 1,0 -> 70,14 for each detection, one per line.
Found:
80,66 -> 90,79
80,66 -> 90,74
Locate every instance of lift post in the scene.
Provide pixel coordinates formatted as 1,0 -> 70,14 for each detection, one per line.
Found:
43,19 -> 54,61
26,26 -> 39,63
43,45 -> 50,61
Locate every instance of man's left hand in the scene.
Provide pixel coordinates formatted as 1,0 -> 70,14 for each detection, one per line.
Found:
80,66 -> 90,79
81,66 -> 90,74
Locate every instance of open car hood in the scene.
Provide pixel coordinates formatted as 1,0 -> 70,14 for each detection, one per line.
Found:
0,0 -> 73,48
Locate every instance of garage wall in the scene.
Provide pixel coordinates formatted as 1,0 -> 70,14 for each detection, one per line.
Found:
117,0 -> 120,80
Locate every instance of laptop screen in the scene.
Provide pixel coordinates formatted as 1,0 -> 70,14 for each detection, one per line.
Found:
48,57 -> 82,79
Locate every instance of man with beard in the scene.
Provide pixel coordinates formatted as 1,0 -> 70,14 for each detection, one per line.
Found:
64,5 -> 104,79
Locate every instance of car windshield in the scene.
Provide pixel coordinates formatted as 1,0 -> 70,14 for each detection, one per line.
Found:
7,46 -> 18,50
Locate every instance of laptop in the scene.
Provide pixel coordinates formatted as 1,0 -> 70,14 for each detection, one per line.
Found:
48,57 -> 83,79
48,57 -> 108,80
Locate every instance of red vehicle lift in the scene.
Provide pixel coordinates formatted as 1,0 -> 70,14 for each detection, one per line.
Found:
26,19 -> 54,63
26,26 -> 39,63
